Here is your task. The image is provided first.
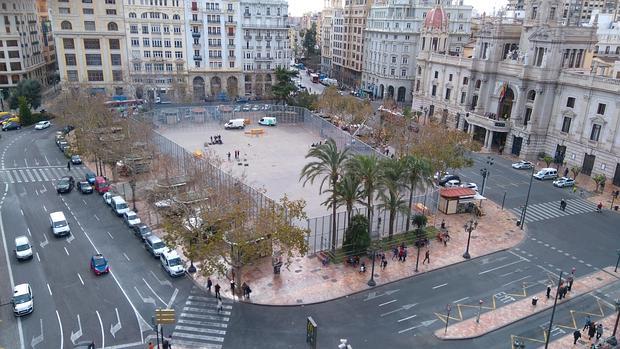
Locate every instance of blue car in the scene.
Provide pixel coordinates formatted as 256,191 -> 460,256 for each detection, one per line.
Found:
85,172 -> 96,185
90,254 -> 109,275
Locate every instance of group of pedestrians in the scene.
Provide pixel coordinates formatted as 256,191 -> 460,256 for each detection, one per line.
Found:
392,243 -> 409,262
574,315 -> 605,345
206,276 -> 252,313
210,135 -> 223,145
227,149 -> 242,161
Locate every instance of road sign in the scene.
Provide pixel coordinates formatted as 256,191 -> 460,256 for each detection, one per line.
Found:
154,309 -> 175,325
306,316 -> 317,348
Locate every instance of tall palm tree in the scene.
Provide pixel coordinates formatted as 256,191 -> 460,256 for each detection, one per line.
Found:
347,154 -> 382,239
402,155 -> 433,232
322,172 -> 363,232
378,158 -> 408,239
300,139 -> 350,252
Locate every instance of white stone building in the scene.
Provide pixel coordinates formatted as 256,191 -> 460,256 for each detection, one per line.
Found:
361,0 -> 472,103
320,0 -> 342,76
413,0 -> 620,185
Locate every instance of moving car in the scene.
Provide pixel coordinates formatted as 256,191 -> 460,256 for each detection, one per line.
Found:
34,121 -> 51,130
71,155 -> 82,165
460,182 -> 479,192
224,118 -> 245,129
553,177 -> 575,188
444,179 -> 461,188
85,172 -> 96,185
258,117 -> 277,126
533,167 -> 558,180
14,236 -> 33,260
56,176 -> 75,193
90,254 -> 109,275
12,283 -> 33,316
512,160 -> 534,170
438,174 -> 461,186
78,181 -> 93,194
123,210 -> 141,227
2,121 -> 21,131
50,211 -> 70,237
132,223 -> 152,240
160,249 -> 185,277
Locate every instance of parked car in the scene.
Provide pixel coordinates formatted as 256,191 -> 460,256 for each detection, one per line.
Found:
533,168 -> 558,180
71,155 -> 82,165
56,176 -> 75,193
444,179 -> 461,188
512,160 -> 534,170
145,235 -> 166,258
12,283 -> 33,316
14,236 -> 33,261
78,181 -> 93,194
90,254 -> 109,275
123,210 -> 141,227
460,182 -> 479,192
251,105 -> 260,111
438,174 -> 461,186
242,105 -> 250,112
2,121 -> 21,131
103,191 -> 119,206
160,249 -> 185,277
132,223 -> 152,240
34,121 -> 51,130
94,176 -> 110,194
553,177 -> 575,188
85,172 -> 96,185
62,125 -> 75,134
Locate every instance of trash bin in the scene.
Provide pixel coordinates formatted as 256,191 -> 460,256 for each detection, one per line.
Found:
531,296 -> 538,306
516,220 -> 521,227
614,205 -> 618,211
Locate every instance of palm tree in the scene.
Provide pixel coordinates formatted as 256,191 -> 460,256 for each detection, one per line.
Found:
378,158 -> 408,239
347,154 -> 382,239
402,155 -> 433,232
322,173 -> 363,229
300,139 -> 350,252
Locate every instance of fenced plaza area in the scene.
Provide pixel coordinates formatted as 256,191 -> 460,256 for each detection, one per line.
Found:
148,105 -> 438,254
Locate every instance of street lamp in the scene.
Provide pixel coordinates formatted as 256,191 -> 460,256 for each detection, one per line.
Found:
462,219 -> 478,259
519,166 -> 536,230
544,271 -> 564,349
367,242 -> 380,287
612,190 -> 620,210
476,300 -> 484,323
612,299 -> 620,338
479,156 -> 494,195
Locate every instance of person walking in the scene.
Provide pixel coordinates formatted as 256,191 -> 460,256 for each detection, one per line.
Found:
422,250 -> 430,264
573,330 -> 582,345
381,257 -> 387,270
564,167 -> 569,178
402,248 -> 407,262
230,279 -> 236,297
207,277 -> 212,293
391,246 -> 398,261
595,323 -> 603,341
214,283 -> 221,299
596,202 -> 603,213
583,315 -> 592,331
588,322 -> 596,340
560,199 -> 567,211
217,298 -> 223,313
546,285 -> 552,299
567,275 -> 574,292
67,160 -> 71,171
148,342 -> 155,349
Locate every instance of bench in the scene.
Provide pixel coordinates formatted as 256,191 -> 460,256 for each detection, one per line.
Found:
244,128 -> 265,136
317,252 -> 330,266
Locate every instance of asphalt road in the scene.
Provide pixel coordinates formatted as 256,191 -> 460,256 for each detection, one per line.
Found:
0,126 -> 198,349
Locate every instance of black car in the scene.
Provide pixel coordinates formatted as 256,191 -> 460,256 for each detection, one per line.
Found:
56,176 -> 75,193
71,155 -> 82,165
78,181 -> 93,194
438,174 -> 461,186
2,122 -> 21,131
132,223 -> 152,240
73,341 -> 95,349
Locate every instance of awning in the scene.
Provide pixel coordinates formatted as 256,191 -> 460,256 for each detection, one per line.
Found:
473,193 -> 487,200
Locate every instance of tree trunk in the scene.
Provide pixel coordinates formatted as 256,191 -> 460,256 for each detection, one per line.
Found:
367,197 -> 373,239
343,205 -> 352,246
406,181 -> 415,232
331,180 -> 337,253
130,180 -> 137,211
389,210 -> 395,239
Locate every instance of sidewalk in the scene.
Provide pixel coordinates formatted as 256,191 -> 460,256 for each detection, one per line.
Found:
435,267 -> 619,340
541,312 -> 619,348
189,200 -> 524,305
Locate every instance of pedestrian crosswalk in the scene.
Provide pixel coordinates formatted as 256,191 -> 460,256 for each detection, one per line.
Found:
172,289 -> 233,349
511,198 -> 597,224
0,166 -> 90,184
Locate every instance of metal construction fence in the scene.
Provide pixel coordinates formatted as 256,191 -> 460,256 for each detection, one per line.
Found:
144,104 -> 428,254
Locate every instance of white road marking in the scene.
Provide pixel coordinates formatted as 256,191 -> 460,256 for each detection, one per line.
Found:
44,155 -> 50,166
453,296 -> 470,303
143,278 -> 167,305
36,252 -> 40,262
432,283 -> 448,289
64,246 -> 70,256
77,273 -> 84,286
110,308 -> 122,338
397,315 -> 417,323
27,227 -> 31,236
123,252 -> 131,261
96,310 -> 105,349
56,310 -> 64,349
502,275 -> 531,287
508,250 -> 531,262
479,259 -> 525,275
47,283 -> 53,296
70,314 -> 83,344
167,288 -> 179,308
20,209 -> 23,216
378,300 -> 398,307
82,199 -> 87,206
94,214 -> 100,221
42,205 -> 47,212
536,264 -> 560,277
107,231 -> 114,239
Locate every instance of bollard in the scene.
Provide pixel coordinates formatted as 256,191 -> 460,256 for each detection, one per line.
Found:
532,296 -> 538,306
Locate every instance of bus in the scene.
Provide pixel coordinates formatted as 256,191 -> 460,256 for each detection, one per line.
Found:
104,99 -> 145,113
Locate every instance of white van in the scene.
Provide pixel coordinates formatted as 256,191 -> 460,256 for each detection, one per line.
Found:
258,117 -> 277,126
224,118 -> 245,129
111,196 -> 129,216
49,211 -> 70,237
533,167 -> 558,180
160,249 -> 185,277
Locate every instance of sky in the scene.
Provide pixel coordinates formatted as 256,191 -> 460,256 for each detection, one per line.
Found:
288,0 -> 508,17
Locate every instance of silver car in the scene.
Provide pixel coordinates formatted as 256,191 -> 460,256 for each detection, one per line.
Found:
512,160 -> 533,170
552,177 -> 575,188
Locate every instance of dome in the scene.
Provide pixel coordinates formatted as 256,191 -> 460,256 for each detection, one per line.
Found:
424,6 -> 449,31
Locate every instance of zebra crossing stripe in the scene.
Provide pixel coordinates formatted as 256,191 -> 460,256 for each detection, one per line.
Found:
171,332 -> 224,343
13,170 -> 22,183
174,325 -> 227,336
25,169 -> 35,182
182,306 -> 231,316
179,312 -> 230,322
32,169 -> 42,181
170,339 -> 222,349
185,300 -> 233,309
39,169 -> 49,181
178,318 -> 228,328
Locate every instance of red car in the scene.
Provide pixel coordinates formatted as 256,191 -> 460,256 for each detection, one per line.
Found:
90,254 -> 109,275
94,176 -> 110,194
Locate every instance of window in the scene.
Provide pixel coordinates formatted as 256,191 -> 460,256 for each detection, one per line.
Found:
112,70 -> 122,81
597,103 -> 606,115
59,7 -> 71,14
133,63 -> 141,71
566,97 -> 575,108
82,8 -> 93,14
63,38 -> 75,49
65,54 -> 77,66
87,70 -> 104,82
445,88 -> 451,100
527,90 -> 536,101
84,21 -> 96,31
83,39 -> 100,49
66,70 -> 78,82
144,51 -> 151,58
448,74 -> 453,82
561,117 -> 571,133
106,9 -> 117,15
110,54 -> 121,66
523,107 -> 532,126
9,62 -> 21,71
130,25 -> 138,34
142,25 -> 149,34
143,38 -> 150,47
434,71 -> 438,79
590,124 -> 601,141
129,12 -> 137,18
85,54 -> 102,66
431,85 -> 437,96
61,21 -> 72,30
109,39 -> 120,50
460,92 -> 466,104
108,22 -> 118,31
463,77 -> 468,85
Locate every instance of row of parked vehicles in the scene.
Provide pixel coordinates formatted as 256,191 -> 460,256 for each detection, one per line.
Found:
512,160 -> 575,187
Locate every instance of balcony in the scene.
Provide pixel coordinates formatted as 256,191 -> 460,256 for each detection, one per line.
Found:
244,34 -> 251,40
255,35 -> 263,41
209,55 -> 222,59
226,21 -> 237,26
194,55 -> 202,61
275,35 -> 283,41
255,56 -> 273,62
192,32 -> 201,38
208,43 -> 221,47
464,112 -> 511,132
192,43 -> 201,49
227,31 -> 235,37
265,35 -> 272,41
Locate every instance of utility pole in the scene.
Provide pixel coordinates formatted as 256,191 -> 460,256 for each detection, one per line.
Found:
519,166 -> 536,229
544,271 -> 563,349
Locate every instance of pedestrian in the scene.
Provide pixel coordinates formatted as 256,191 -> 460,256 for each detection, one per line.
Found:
573,330 -> 582,345
564,167 -> 569,177
148,342 -> 155,349
67,160 -> 71,171
227,152 -> 231,160
595,323 -> 603,341
596,202 -> 602,213
402,248 -> 407,262
391,246 -> 398,260
422,250 -> 430,264
588,323 -> 596,340
583,315 -> 592,331
567,275 -> 574,292
560,199 -> 566,211
214,283 -> 221,299
241,282 -> 248,298
207,277 -> 213,292
546,285 -> 551,299
217,298 -> 223,313
246,284 -> 252,299
381,258 -> 388,270
230,279 -> 236,296
398,248 -> 403,262
210,136 -> 213,143
359,262 -> 366,273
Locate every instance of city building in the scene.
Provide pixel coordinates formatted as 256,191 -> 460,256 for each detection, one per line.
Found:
590,12 -> 620,77
413,0 -> 620,186
126,0 -> 187,101
50,0 -> 129,95
0,0 -> 48,93
320,0 -> 342,75
331,0 -> 374,88
36,0 -> 57,87
361,0 -> 472,103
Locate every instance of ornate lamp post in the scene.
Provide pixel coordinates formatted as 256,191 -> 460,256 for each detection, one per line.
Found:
479,156 -> 494,195
367,242 -> 380,287
463,219 -> 478,259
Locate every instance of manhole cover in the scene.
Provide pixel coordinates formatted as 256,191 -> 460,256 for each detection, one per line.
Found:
322,275 -> 330,280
